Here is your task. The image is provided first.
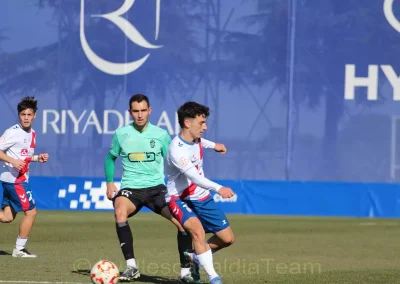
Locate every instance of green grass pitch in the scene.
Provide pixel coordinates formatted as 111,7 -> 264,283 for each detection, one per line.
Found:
1,211 -> 400,283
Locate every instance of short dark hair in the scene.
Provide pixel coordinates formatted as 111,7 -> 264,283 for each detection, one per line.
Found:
177,102 -> 210,128
17,96 -> 38,114
129,94 -> 150,109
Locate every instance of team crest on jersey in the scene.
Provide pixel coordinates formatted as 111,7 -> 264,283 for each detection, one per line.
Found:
150,139 -> 155,148
21,149 -> 28,156
179,157 -> 189,167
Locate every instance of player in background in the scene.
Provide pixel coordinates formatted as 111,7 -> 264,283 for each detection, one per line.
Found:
105,94 -> 203,283
165,102 -> 235,284
0,96 -> 49,257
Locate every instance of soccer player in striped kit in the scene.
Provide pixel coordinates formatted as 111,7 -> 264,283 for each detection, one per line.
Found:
0,97 -> 49,257
166,102 -> 235,284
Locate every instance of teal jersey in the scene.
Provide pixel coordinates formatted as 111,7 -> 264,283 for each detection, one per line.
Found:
109,122 -> 171,189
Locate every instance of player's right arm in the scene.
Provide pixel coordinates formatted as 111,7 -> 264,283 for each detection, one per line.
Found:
201,138 -> 227,154
0,129 -> 25,170
169,146 -> 234,199
105,133 -> 120,200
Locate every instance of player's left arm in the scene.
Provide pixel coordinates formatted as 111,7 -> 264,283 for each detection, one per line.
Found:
201,138 -> 226,154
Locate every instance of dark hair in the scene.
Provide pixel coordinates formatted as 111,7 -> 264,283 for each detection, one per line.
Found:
17,96 -> 38,114
177,102 -> 210,128
129,94 -> 150,109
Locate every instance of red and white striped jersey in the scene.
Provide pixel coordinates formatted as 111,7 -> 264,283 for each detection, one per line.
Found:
165,135 -> 221,202
0,124 -> 36,183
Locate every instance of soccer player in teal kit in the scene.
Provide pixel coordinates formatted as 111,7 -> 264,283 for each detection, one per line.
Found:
104,94 -> 202,283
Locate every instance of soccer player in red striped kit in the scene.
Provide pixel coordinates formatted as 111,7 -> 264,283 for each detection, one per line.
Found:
0,97 -> 49,257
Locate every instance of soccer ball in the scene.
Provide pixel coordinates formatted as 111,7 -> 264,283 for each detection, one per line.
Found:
90,260 -> 120,284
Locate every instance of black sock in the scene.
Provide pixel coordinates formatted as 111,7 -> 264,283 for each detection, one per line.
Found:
177,231 -> 192,268
116,221 -> 135,260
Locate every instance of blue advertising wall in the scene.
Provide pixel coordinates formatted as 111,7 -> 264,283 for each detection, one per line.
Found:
2,0 -> 400,217
31,177 -> 400,218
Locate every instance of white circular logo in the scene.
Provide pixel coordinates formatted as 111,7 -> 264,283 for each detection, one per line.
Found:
80,0 -> 162,75
179,157 -> 189,167
384,0 -> 400,32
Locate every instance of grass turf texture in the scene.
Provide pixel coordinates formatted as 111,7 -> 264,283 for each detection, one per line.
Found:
0,211 -> 400,283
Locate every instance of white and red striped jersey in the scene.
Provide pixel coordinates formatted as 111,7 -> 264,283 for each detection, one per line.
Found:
165,135 -> 222,202
0,124 -> 36,183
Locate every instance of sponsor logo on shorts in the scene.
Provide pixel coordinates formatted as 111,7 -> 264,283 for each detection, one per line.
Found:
19,194 -> 27,203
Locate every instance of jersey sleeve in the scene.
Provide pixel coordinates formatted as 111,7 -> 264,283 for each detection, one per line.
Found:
184,167 -> 222,192
161,131 -> 172,157
169,145 -> 195,172
200,138 -> 216,149
169,144 -> 222,192
0,129 -> 19,151
109,133 -> 121,157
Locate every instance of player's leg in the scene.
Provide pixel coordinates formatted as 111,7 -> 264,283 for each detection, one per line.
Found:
145,186 -> 201,282
206,226 -> 234,253
4,182 -> 37,258
15,207 -> 37,256
169,199 -> 222,284
113,189 -> 143,281
185,196 -> 232,283
194,196 -> 234,253
0,183 -> 17,223
0,205 -> 17,223
184,217 -> 222,284
159,206 -> 203,283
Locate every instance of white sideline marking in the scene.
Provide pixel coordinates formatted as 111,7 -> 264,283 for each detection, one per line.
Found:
359,222 -> 398,226
359,222 -> 377,226
0,281 -> 89,284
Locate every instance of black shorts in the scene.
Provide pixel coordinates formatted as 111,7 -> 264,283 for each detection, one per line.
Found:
114,184 -> 167,216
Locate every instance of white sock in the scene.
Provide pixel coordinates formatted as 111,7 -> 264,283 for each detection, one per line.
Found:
126,258 -> 137,268
196,249 -> 218,280
180,267 -> 191,277
16,236 -> 28,251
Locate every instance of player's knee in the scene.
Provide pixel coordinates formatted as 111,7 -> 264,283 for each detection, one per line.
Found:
0,211 -> 15,223
225,234 -> 235,246
0,213 -> 14,223
220,232 -> 235,247
114,206 -> 128,221
25,208 -> 37,219
1,216 -> 13,223
189,227 -> 206,243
